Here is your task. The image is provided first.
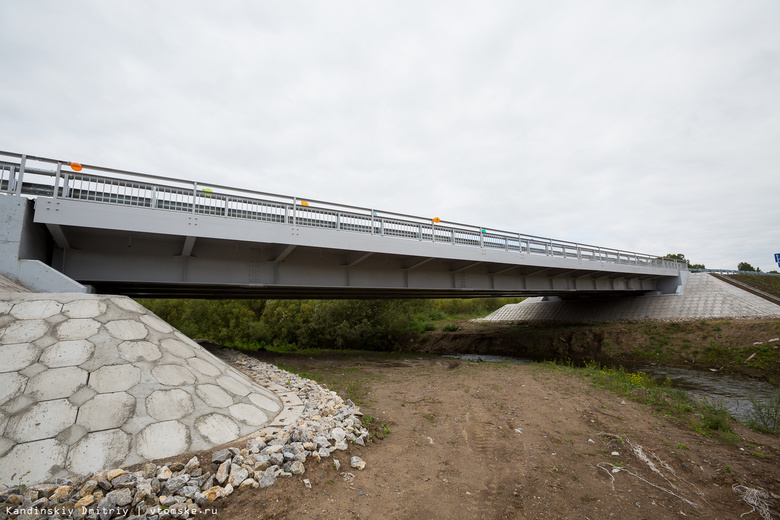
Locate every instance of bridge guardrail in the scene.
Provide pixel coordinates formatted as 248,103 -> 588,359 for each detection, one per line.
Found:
0,151 -> 687,272
691,269 -> 779,276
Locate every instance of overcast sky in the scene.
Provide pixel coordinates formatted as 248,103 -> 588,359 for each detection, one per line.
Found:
1,1 -> 778,271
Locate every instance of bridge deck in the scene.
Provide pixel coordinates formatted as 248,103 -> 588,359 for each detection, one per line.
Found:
0,151 -> 686,298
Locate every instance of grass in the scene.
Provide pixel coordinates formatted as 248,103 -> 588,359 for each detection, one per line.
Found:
274,360 -> 376,407
745,390 -> 780,435
729,274 -> 780,298
536,360 -> 753,443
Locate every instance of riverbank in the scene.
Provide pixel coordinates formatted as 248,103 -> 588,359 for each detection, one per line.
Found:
207,347 -> 780,520
417,319 -> 780,385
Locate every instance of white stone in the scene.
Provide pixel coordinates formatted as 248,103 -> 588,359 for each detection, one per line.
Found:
66,429 -> 131,475
195,413 -> 240,445
26,366 -> 88,400
136,420 -> 190,460
0,343 -> 40,372
111,297 -> 146,313
1,320 -> 50,344
68,385 -> 97,406
6,399 -> 77,442
0,438 -> 68,486
195,384 -> 234,408
140,314 -> 173,333
19,362 -> 46,378
10,300 -> 63,320
217,375 -> 251,396
0,436 -> 13,457
89,364 -> 141,393
228,404 -> 268,426
77,392 -> 136,431
0,301 -> 12,315
0,372 -> 27,404
350,456 -> 366,470
146,389 -> 194,421
248,391 -> 282,413
56,319 -> 101,340
56,423 -> 88,445
105,320 -> 148,340
152,365 -> 196,386
39,340 -> 95,368
117,340 -> 161,362
187,357 -> 221,377
62,300 -> 107,319
160,338 -> 195,358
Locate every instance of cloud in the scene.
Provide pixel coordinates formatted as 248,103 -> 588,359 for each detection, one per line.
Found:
1,0 -> 778,271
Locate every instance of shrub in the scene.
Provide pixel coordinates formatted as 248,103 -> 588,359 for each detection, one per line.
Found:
746,391 -> 780,435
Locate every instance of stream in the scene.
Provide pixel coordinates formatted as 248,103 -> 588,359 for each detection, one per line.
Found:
445,353 -> 777,422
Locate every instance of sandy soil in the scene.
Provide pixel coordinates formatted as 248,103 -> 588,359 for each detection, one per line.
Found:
206,350 -> 780,520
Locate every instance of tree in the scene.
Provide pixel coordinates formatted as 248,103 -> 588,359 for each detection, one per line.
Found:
737,262 -> 760,272
665,253 -> 704,269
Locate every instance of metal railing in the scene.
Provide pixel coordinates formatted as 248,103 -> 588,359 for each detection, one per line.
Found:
691,269 -> 779,276
0,151 -> 687,271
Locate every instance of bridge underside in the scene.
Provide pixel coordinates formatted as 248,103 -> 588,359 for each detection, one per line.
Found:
0,195 -> 685,299
27,198 -> 679,299
62,230 -> 660,299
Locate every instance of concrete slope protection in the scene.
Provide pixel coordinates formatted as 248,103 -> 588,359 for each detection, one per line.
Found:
0,289 -> 289,486
479,273 -> 780,323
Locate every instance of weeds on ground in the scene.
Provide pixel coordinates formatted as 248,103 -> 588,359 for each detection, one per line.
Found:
691,398 -> 740,444
745,390 -> 780,435
537,360 -> 745,444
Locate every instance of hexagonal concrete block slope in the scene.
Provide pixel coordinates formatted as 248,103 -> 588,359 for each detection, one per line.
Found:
0,292 -> 285,485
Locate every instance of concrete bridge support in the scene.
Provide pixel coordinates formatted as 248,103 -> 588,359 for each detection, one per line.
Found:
0,196 -> 87,293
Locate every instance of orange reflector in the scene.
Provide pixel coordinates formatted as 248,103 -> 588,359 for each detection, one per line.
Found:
70,162 -> 83,171
301,201 -> 309,206
432,217 -> 441,223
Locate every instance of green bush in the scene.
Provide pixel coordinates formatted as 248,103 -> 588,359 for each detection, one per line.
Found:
746,391 -> 780,435
137,297 -> 521,351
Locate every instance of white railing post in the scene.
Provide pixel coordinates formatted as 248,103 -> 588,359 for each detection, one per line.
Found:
13,154 -> 26,195
192,182 -> 198,214
370,210 -> 375,235
53,162 -> 62,199
292,197 -> 297,226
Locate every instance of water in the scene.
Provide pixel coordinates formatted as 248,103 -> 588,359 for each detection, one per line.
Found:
632,365 -> 777,422
444,353 -> 532,364
444,353 -> 777,422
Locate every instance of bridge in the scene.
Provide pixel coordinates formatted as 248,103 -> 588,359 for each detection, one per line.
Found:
0,151 -> 688,299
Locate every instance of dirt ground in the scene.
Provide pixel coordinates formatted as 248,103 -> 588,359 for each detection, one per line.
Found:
206,348 -> 780,520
